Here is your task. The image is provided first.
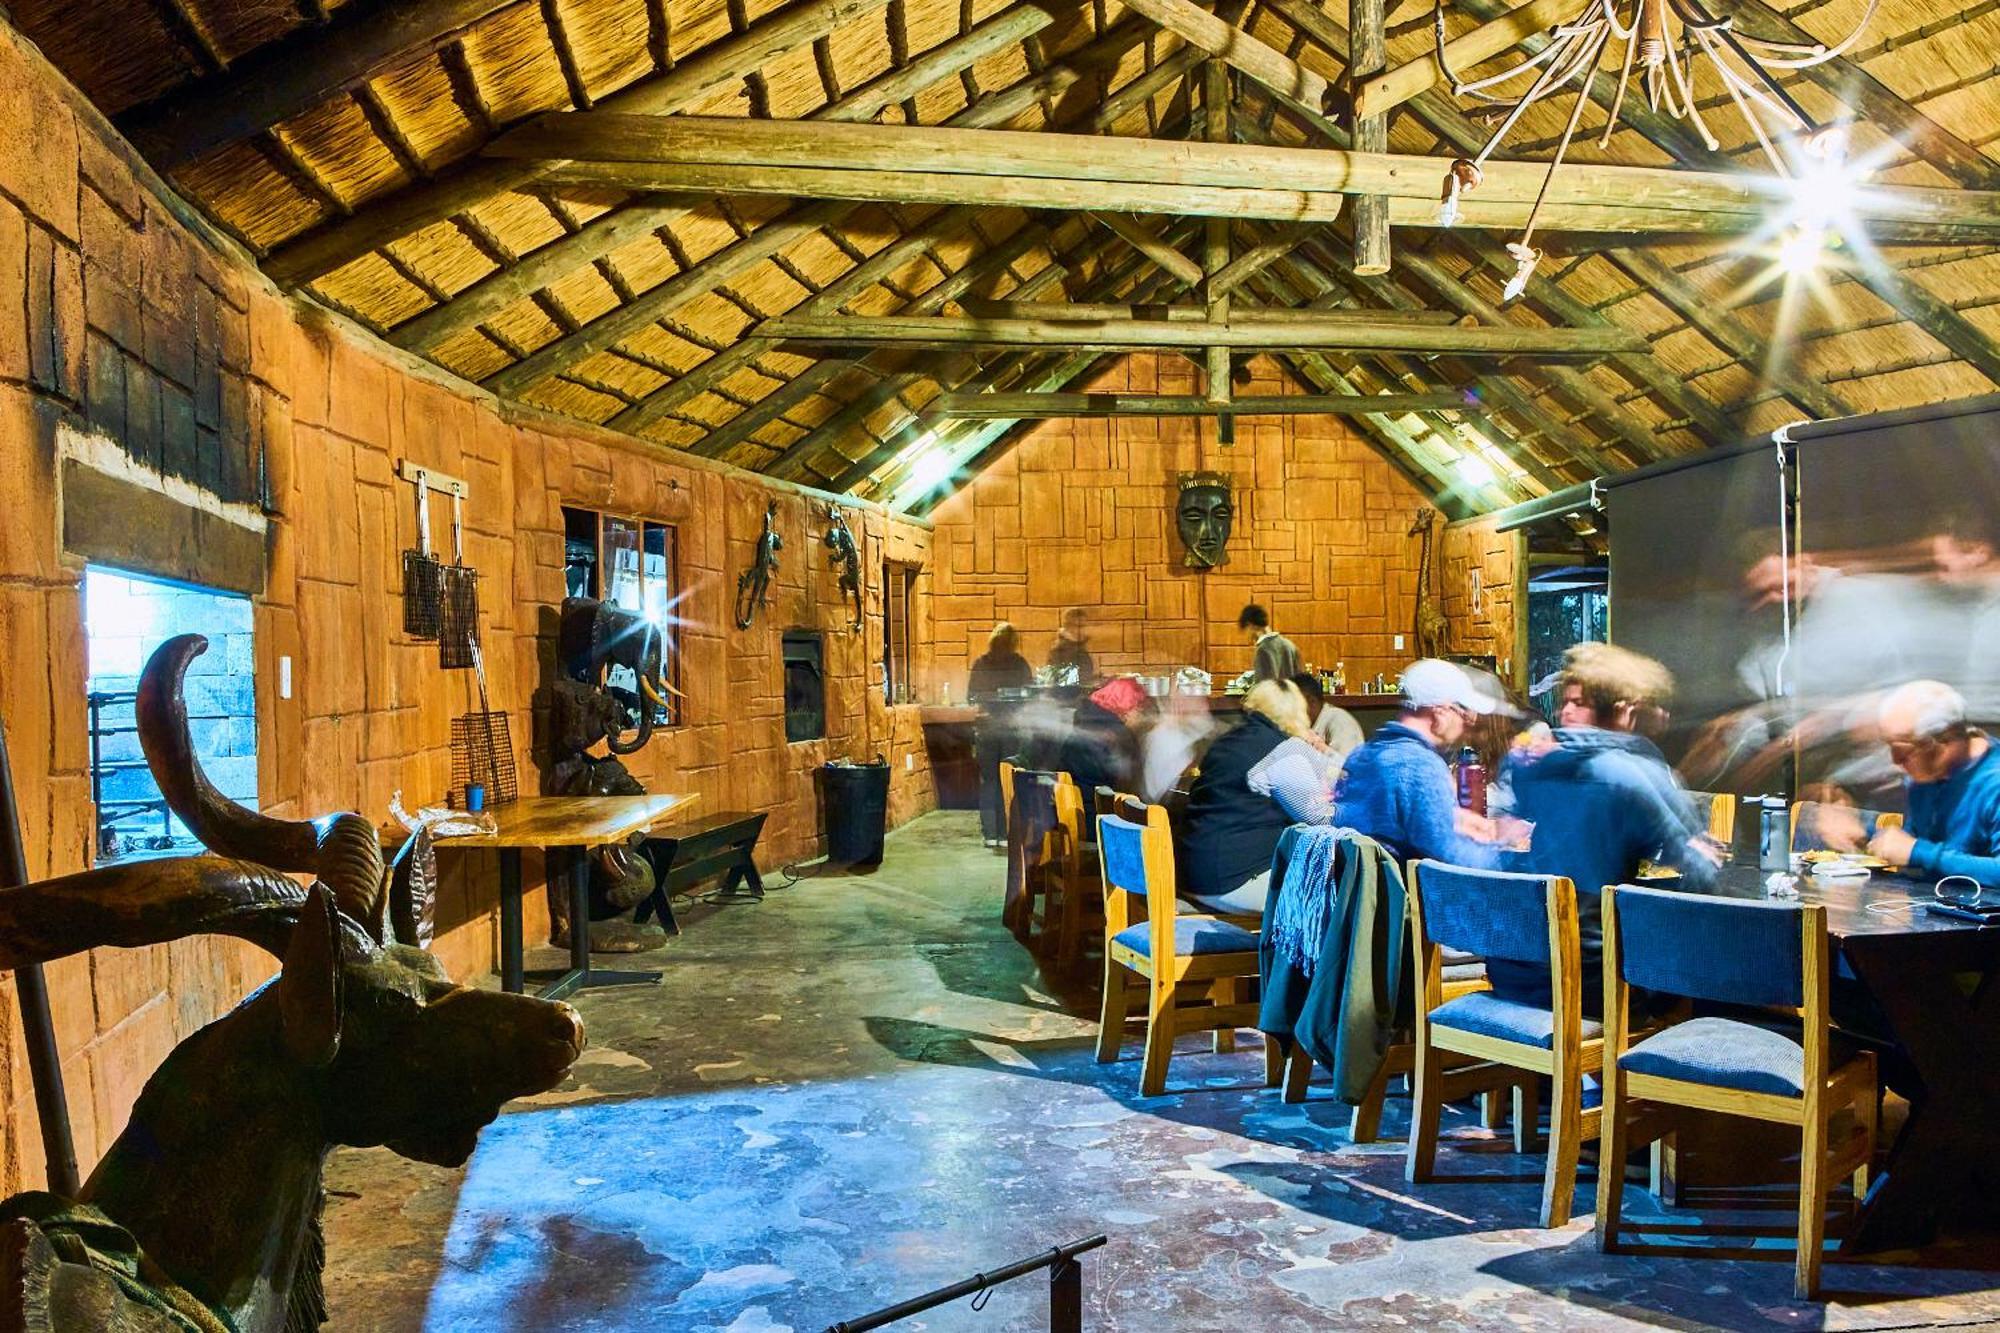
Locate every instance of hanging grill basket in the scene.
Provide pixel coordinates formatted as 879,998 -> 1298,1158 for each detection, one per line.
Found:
450,642 -> 517,807
401,474 -> 443,639
438,490 -> 481,670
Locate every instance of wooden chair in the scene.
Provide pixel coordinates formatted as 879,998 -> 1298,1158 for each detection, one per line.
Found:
1342,951 -> 1503,1144
1001,763 -> 1063,945
1407,860 -> 1601,1228
1790,801 -> 1902,854
1686,790 -> 1738,845
1046,773 -> 1102,973
1095,806 -> 1267,1097
1596,885 -> 1877,1300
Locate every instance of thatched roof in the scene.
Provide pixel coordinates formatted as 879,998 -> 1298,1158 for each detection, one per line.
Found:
13,0 -> 2000,516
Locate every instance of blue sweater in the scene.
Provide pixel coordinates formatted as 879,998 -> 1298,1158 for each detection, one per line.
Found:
1904,743 -> 2000,885
1334,722 -> 1499,868
1503,727 -> 1718,964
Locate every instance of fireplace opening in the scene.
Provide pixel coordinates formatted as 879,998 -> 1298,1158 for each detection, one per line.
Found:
782,630 -> 826,743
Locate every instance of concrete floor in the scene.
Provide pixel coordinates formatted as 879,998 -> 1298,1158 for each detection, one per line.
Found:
322,810 -> 2000,1331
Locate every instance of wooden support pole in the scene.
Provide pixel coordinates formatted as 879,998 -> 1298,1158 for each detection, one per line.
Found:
1349,0 -> 1390,275
759,313 -> 1645,355
934,390 -> 1484,417
1203,60 -> 1232,408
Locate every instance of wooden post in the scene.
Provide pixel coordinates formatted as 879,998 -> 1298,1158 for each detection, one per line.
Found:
1350,0 -> 1390,275
1203,61 -> 1232,410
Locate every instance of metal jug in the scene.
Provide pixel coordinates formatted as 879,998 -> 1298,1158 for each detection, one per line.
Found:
1757,797 -> 1790,871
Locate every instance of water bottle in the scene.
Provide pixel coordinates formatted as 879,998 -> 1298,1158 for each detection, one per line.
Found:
1757,796 -> 1789,871
1457,746 -> 1488,815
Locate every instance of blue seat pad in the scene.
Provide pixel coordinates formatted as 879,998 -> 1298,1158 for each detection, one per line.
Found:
1113,917 -> 1259,958
1430,991 -> 1602,1050
1618,1016 -> 1813,1098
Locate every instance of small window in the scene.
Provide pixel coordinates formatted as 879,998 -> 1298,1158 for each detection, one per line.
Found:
883,561 -> 919,704
85,567 -> 256,863
560,506 -> 682,726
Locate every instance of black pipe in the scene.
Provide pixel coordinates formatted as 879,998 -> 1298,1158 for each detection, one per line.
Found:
826,1234 -> 1108,1333
0,721 -> 82,1198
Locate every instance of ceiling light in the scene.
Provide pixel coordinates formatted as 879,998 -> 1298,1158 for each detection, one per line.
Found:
1776,224 -> 1826,276
1428,0 -> 1879,300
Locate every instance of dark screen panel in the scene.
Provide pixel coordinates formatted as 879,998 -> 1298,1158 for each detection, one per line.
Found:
1606,448 -> 1785,789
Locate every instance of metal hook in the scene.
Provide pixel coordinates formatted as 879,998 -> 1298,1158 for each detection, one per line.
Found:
968,1277 -> 994,1312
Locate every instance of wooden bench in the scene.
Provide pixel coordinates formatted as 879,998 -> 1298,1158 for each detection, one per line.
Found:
635,810 -> 768,936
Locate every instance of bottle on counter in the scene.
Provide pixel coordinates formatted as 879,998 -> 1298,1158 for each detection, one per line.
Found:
1332,661 -> 1346,693
1456,745 -> 1487,815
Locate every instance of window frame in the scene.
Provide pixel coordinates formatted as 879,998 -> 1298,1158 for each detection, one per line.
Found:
561,505 -> 684,728
883,559 -> 919,705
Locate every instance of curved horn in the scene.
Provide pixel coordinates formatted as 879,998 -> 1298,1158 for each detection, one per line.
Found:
0,857 -> 374,968
139,635 -> 388,942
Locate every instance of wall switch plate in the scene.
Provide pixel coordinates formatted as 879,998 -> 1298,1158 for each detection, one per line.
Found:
905,752 -> 915,771
279,656 -> 293,699
1393,634 -> 1405,651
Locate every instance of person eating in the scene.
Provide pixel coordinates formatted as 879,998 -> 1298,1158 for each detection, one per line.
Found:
1829,679 -> 2000,884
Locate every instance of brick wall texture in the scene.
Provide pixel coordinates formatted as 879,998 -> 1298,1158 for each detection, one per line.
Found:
0,23 -> 933,1193
928,354 -> 1518,692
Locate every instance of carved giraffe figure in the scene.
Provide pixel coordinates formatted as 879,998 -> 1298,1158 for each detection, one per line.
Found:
1410,505 -> 1450,659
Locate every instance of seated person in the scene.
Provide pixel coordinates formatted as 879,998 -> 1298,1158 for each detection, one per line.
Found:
1828,679 -> 2000,884
1178,679 -> 1330,916
1500,643 -> 1720,1013
1057,676 -> 1147,804
1334,659 -> 1504,868
1291,673 -> 1364,767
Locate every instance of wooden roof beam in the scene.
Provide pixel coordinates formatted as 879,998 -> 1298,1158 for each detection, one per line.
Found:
1115,0 -> 1339,132
491,114 -> 2000,241
482,14 -> 1164,399
1086,211 -> 1207,285
121,0 -> 522,169
386,3 -> 1055,354
933,390 -> 1485,417
757,312 -> 1646,355
1352,0 -> 1576,121
263,0 -> 899,286
955,299 -> 1457,323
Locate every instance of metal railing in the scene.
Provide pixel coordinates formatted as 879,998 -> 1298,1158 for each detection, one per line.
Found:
87,689 -> 240,855
825,1235 -> 1107,1333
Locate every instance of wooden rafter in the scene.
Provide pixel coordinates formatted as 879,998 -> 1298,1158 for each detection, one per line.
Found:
122,0 -> 520,168
262,0 -> 899,286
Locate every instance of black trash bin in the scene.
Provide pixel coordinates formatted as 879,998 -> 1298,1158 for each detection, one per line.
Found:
821,757 -> 891,866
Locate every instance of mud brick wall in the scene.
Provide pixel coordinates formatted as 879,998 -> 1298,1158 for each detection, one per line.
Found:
929,354 -> 1516,692
1439,516 -> 1527,688
0,21 -> 933,1193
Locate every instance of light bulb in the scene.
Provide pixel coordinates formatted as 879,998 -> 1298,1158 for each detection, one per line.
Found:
1502,242 -> 1541,301
1777,224 -> 1826,275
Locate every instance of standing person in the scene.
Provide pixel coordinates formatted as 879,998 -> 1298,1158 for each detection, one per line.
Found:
1334,659 -> 1503,867
968,623 -> 1033,846
1501,642 -> 1720,1012
1046,606 -> 1096,684
1240,604 -> 1302,683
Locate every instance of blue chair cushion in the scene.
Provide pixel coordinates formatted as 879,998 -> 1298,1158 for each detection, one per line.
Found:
1430,991 -> 1602,1050
1113,917 -> 1259,958
1618,1016 -> 1810,1097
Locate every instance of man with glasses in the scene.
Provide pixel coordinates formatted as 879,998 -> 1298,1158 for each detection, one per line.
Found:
1837,679 -> 2000,884
1334,659 -> 1504,868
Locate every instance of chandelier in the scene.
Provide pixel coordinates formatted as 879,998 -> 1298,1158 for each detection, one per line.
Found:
1429,0 -> 1880,298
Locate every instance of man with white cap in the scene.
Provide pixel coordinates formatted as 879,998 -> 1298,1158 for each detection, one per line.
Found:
1333,659 -> 1505,869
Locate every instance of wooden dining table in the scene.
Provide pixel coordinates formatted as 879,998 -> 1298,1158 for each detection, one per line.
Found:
1705,862 -> 2000,1253
426,793 -> 698,1001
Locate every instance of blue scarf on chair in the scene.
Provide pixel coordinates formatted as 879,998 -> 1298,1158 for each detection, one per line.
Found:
1268,824 -> 1357,976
